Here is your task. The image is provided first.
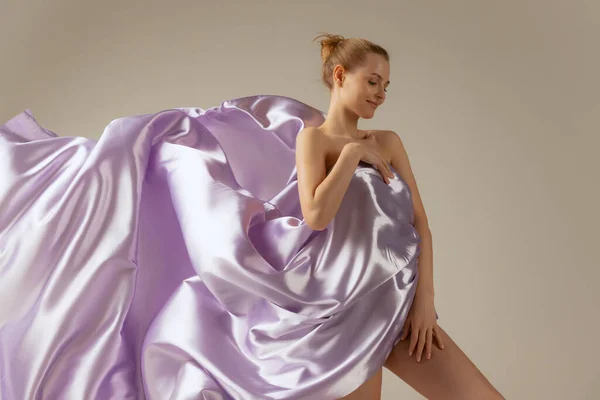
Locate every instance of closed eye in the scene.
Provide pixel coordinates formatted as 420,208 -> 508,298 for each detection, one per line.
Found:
369,81 -> 387,92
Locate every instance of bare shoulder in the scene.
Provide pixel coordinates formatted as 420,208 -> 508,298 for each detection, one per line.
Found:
371,129 -> 401,144
370,130 -> 405,160
295,126 -> 329,167
297,125 -> 341,158
296,126 -> 327,147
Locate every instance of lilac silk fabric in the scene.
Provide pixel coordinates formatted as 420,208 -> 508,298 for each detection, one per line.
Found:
0,95 -> 422,399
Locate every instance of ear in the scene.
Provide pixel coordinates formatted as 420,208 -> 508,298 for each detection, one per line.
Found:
333,64 -> 345,85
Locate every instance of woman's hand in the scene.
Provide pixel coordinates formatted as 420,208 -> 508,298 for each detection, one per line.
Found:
344,136 -> 394,184
400,291 -> 445,362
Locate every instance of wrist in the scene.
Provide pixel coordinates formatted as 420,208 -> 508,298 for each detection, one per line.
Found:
342,143 -> 363,162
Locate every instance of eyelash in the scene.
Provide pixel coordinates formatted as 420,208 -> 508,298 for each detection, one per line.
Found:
369,81 -> 387,92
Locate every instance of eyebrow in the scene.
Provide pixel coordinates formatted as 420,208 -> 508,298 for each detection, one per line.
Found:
371,73 -> 390,85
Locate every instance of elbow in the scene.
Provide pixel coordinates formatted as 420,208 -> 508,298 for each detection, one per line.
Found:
307,221 -> 328,231
301,191 -> 330,231
304,209 -> 328,231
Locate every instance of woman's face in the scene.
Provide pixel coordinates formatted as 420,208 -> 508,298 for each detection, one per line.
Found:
335,52 -> 390,119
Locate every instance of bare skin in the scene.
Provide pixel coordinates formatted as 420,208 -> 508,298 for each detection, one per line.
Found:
295,51 -> 504,399
307,129 -> 505,400
381,326 -> 504,399
322,129 -> 388,172
339,326 -> 503,400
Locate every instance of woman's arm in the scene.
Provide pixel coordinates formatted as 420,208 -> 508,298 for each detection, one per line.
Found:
386,131 -> 435,296
295,127 -> 362,231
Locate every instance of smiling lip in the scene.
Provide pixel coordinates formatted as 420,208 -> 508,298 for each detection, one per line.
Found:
367,101 -> 378,108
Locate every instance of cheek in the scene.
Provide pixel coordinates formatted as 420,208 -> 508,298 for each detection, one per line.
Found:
341,87 -> 360,103
350,86 -> 369,101
351,94 -> 368,109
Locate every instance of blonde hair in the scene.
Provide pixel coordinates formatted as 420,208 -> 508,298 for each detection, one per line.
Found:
313,33 -> 390,90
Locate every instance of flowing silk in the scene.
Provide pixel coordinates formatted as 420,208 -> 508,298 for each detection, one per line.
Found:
0,95 -> 422,399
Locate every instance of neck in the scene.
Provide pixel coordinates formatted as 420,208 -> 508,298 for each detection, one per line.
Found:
319,95 -> 362,139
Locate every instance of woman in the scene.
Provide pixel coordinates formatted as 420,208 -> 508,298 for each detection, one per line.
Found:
297,34 -> 504,399
0,34 -> 503,399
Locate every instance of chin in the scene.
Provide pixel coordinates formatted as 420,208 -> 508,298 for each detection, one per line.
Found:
352,104 -> 377,119
360,109 -> 376,119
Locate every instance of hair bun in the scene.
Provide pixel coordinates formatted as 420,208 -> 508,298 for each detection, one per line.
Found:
312,33 -> 389,91
313,33 -> 346,62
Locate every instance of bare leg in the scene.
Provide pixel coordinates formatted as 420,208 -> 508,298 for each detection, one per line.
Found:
384,325 -> 504,399
338,367 -> 383,400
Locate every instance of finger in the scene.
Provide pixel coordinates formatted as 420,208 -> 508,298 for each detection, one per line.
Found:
383,162 -> 393,180
434,326 -> 445,350
408,328 -> 419,357
380,163 -> 390,183
382,160 -> 393,178
378,164 -> 390,184
426,328 -> 433,360
416,329 -> 427,362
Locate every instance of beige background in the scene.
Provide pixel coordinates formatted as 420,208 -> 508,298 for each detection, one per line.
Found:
1,0 -> 598,399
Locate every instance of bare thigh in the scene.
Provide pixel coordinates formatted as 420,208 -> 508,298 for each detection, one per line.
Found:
337,367 -> 383,400
383,325 -> 504,400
